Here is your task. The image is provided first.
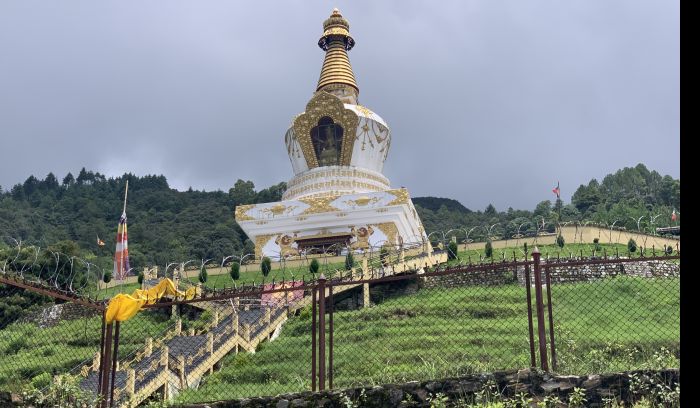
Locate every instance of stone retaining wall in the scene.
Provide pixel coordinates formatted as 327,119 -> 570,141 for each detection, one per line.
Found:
421,260 -> 679,289
175,368 -> 679,408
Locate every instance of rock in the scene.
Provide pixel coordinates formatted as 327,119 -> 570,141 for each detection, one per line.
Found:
388,388 -> 404,405
290,398 -> 307,408
583,375 -> 601,389
540,381 -> 560,394
276,400 -> 290,408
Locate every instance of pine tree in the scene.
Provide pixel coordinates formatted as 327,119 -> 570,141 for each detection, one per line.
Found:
230,262 -> 240,281
261,257 -> 272,277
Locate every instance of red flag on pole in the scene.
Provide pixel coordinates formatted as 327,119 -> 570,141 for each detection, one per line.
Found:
671,209 -> 677,222
552,181 -> 560,199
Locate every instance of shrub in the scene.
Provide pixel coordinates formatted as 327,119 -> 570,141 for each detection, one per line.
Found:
102,271 -> 112,284
485,240 -> 493,258
593,237 -> 602,252
556,234 -> 565,248
523,242 -> 528,255
664,245 -> 673,255
230,262 -> 240,281
380,247 -> 390,266
30,372 -> 51,390
447,241 -> 458,260
137,271 -> 144,285
309,258 -> 319,275
261,257 -> 272,277
198,266 -> 208,283
345,251 -> 355,270
628,238 -> 637,253
593,238 -> 599,244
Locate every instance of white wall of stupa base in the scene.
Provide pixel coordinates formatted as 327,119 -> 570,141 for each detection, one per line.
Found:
235,188 -> 428,260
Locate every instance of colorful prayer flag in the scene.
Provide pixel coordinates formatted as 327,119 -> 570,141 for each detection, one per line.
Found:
671,209 -> 677,222
113,212 -> 130,281
552,181 -> 560,198
97,235 -> 105,246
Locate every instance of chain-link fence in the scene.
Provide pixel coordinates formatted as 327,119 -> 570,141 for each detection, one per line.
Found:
1,249 -> 680,407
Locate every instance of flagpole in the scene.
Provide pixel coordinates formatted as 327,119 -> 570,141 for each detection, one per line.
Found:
122,180 -> 129,214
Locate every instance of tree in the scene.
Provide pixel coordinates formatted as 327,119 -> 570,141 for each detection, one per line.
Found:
198,266 -> 208,283
309,258 -> 319,275
62,172 -> 75,186
261,257 -> 272,277
230,261 -> 240,281
447,241 -> 458,260
556,234 -> 565,248
593,238 -> 601,252
485,240 -> 493,258
345,251 -> 354,270
380,247 -> 390,266
103,270 -> 112,284
137,271 -> 144,285
627,238 -> 637,253
485,204 -> 497,216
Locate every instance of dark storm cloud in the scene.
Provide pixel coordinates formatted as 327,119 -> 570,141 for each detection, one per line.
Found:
0,0 -> 679,211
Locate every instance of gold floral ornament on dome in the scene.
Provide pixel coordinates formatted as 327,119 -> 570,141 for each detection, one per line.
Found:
387,188 -> 410,206
345,195 -> 380,207
261,203 -> 297,217
235,204 -> 256,221
293,91 -> 359,169
377,222 -> 400,245
299,195 -> 339,215
254,234 -> 276,259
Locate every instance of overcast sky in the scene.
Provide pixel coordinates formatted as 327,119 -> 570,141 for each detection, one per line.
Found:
0,1 -> 679,211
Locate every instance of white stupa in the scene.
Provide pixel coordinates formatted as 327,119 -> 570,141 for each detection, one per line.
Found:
235,9 -> 430,260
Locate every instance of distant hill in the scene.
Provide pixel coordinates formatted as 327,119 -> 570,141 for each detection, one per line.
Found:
0,163 -> 679,269
412,197 -> 471,213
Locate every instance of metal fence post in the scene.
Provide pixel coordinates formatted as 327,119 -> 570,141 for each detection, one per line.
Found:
109,321 -> 121,407
318,274 -> 327,391
544,264 -> 557,371
524,263 -> 536,367
532,247 -> 549,371
311,281 -> 317,392
328,279 -> 334,389
99,321 -> 114,408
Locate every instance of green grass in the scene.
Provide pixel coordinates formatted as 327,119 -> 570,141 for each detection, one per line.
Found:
447,243 -> 638,265
0,309 -> 173,392
176,276 -> 680,403
184,260 -> 350,290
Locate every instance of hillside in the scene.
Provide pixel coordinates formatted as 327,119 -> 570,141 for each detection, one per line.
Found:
0,163 -> 680,272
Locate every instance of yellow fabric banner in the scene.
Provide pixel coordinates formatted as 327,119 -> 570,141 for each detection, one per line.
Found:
105,278 -> 198,323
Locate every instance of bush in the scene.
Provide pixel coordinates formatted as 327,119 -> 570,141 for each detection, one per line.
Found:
593,238 -> 599,244
309,258 -> 319,275
380,247 -> 390,266
345,251 -> 355,270
628,238 -> 637,253
485,240 -> 493,258
198,266 -> 208,283
102,270 -> 112,284
137,271 -> 144,285
523,242 -> 528,255
30,372 -> 52,390
230,262 -> 240,281
556,234 -> 565,248
261,257 -> 272,277
664,245 -> 673,255
447,241 -> 458,260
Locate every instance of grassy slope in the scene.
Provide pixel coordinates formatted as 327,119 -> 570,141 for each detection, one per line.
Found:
0,310 -> 173,392
177,275 -> 680,403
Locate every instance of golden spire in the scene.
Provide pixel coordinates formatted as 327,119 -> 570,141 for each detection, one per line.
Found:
316,8 -> 359,102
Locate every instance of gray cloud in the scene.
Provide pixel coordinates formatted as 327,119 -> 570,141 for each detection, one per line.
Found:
0,0 -> 679,211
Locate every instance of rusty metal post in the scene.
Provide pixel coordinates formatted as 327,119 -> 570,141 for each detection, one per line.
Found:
544,265 -> 557,371
524,263 -> 536,367
99,322 -> 114,408
97,311 -> 107,397
318,275 -> 327,391
328,279 -> 334,389
311,282 -> 317,392
532,248 -> 549,371
109,321 -> 121,407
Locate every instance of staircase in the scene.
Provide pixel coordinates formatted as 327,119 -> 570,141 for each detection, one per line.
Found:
78,251 -> 446,407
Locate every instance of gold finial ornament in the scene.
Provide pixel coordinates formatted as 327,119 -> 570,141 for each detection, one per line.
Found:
317,8 -> 359,100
